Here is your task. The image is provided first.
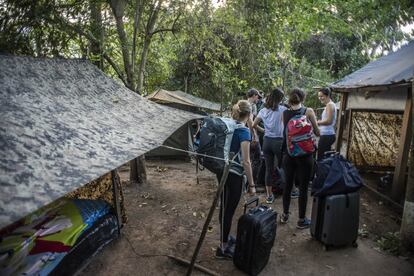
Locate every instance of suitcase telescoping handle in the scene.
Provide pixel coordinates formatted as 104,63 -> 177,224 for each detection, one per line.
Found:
324,151 -> 339,157
243,196 -> 259,214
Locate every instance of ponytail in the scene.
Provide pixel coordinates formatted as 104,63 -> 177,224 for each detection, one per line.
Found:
288,88 -> 305,105
232,100 -> 251,121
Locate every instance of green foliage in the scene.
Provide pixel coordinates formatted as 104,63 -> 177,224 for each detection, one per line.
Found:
1,0 -> 413,109
377,232 -> 401,255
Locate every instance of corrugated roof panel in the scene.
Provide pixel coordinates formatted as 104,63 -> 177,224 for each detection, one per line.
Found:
332,41 -> 414,90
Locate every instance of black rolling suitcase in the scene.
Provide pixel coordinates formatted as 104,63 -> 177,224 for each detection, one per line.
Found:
310,192 -> 359,249
234,197 -> 277,275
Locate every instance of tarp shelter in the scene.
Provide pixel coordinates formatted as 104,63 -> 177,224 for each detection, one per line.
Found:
330,40 -> 414,202
146,89 -> 221,159
0,56 -> 200,229
147,88 -> 221,114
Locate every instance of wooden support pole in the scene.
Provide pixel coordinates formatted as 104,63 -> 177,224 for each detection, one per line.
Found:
186,153 -> 234,276
346,109 -> 353,159
392,89 -> 412,202
335,92 -> 348,153
401,84 -> 414,252
168,255 -> 220,276
111,169 -> 122,234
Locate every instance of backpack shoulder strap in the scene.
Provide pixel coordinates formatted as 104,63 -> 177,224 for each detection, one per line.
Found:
235,123 -> 247,130
301,107 -> 307,116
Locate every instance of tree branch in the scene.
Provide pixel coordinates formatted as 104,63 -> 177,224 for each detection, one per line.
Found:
149,12 -> 181,36
47,13 -> 128,86
102,53 -> 129,86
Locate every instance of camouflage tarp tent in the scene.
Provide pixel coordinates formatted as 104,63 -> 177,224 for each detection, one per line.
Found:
146,88 -> 220,159
147,88 -> 221,113
330,40 -> 414,201
0,56 -> 200,229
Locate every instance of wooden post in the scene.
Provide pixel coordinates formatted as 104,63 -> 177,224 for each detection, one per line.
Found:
335,92 -> 349,153
346,109 -> 353,159
186,153 -> 234,276
129,158 -> 139,185
111,169 -> 122,234
392,89 -> 412,202
401,84 -> 414,252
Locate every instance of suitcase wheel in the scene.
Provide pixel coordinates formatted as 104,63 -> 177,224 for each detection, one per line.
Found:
352,241 -> 358,248
323,245 -> 330,251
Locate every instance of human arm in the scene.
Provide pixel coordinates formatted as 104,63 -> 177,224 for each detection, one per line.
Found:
252,116 -> 264,133
247,115 -> 258,144
306,108 -> 320,137
240,140 -> 256,195
317,102 -> 335,125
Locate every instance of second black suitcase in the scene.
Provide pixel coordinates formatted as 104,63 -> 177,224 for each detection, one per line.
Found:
310,192 -> 359,249
233,197 -> 277,276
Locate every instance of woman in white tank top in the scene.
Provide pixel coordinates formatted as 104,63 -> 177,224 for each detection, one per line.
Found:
317,87 -> 337,160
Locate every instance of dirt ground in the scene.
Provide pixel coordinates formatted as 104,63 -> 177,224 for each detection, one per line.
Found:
80,159 -> 414,276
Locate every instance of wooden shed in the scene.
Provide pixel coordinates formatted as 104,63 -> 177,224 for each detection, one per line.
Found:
330,41 -> 414,203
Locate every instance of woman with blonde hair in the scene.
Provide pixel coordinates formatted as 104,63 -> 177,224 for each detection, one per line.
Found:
216,100 -> 256,259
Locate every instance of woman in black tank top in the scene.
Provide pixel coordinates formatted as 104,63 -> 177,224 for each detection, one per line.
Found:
281,88 -> 320,229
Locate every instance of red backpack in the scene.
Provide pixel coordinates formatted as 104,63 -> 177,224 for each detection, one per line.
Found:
286,108 -> 315,157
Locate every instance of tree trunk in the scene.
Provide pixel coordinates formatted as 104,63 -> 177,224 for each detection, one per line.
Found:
130,0 -> 165,185
136,0 -> 163,94
110,0 -> 134,89
136,36 -> 151,94
109,0 -> 146,184
133,35 -> 152,185
131,0 -> 143,75
89,0 -> 103,69
184,75 -> 188,93
137,155 -> 147,184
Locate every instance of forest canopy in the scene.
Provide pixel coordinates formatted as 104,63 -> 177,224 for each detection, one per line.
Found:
1,0 -> 413,109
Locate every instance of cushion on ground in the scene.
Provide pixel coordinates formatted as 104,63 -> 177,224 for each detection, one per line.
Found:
0,198 -> 113,275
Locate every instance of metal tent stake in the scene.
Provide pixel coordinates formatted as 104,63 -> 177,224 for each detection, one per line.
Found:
186,153 -> 234,276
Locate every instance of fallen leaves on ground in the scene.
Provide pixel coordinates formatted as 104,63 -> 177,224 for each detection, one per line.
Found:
155,166 -> 168,172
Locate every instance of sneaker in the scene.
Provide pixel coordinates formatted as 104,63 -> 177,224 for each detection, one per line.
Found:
296,218 -> 311,229
215,245 -> 234,259
265,194 -> 274,204
291,189 -> 299,199
280,213 -> 289,224
227,235 -> 237,250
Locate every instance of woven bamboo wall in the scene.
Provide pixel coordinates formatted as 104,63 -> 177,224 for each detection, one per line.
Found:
348,112 -> 402,168
66,171 -> 127,224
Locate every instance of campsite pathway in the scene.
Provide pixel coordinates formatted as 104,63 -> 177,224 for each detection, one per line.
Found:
81,160 -> 414,276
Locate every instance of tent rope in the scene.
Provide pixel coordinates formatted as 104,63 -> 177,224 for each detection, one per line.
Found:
160,145 -> 239,164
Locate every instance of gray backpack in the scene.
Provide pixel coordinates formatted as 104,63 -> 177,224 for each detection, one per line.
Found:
197,117 -> 246,175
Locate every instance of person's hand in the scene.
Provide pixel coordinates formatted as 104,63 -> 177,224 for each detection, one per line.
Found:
249,185 -> 256,196
251,137 -> 257,146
